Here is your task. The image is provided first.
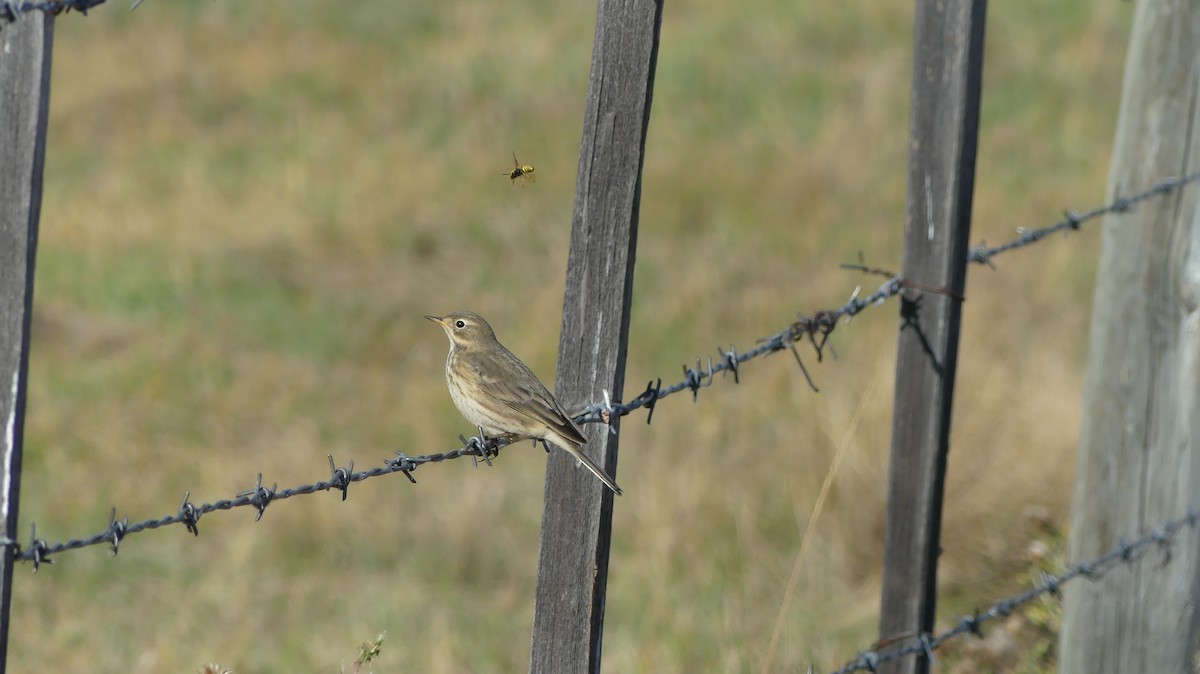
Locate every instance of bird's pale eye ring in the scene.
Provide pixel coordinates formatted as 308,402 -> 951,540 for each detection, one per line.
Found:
455,320 -> 466,329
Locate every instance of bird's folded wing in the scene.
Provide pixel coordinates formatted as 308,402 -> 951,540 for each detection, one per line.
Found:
499,395 -> 587,447
477,358 -> 588,447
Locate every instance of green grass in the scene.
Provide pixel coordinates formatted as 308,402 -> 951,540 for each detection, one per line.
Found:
12,0 -> 1132,671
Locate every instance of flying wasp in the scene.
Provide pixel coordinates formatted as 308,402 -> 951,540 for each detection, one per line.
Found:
505,152 -> 535,185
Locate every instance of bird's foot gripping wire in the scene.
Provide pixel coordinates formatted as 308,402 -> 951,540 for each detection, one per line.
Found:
459,427 -> 505,467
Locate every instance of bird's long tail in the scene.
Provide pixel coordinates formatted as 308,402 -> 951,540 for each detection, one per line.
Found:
558,442 -> 623,496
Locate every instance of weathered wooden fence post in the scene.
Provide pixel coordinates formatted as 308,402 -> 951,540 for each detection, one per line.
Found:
0,10 -> 56,672
1059,2 -> 1200,671
528,0 -> 663,672
877,2 -> 986,672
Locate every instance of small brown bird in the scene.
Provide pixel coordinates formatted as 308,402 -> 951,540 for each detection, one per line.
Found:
426,311 -> 623,495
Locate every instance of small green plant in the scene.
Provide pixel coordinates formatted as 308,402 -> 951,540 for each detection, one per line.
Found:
937,507 -> 1067,674
345,632 -> 385,674
1015,509 -> 1066,674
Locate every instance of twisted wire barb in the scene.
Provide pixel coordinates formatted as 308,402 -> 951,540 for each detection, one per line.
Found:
9,171 -> 1200,567
825,506 -> 1200,674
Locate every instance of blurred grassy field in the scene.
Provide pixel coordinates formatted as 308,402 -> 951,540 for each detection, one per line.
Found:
12,0 -> 1131,671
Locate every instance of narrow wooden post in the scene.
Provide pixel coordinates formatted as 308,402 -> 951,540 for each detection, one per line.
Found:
877,2 -> 986,672
529,0 -> 662,672
0,11 -> 55,672
1059,2 -> 1200,671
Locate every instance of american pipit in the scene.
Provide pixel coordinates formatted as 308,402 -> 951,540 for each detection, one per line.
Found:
426,311 -> 623,495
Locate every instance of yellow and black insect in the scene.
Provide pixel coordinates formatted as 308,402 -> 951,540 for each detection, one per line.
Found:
505,152 -> 535,185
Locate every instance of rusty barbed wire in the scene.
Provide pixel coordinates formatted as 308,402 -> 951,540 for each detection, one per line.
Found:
576,169 -> 1200,424
9,171 -> 1200,568
0,0 -> 109,24
823,505 -> 1200,674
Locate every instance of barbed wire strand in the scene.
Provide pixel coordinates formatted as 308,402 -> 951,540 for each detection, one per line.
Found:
576,169 -> 1200,424
9,170 -> 1200,567
10,447 -> 507,568
823,506 -> 1200,674
967,171 -> 1200,265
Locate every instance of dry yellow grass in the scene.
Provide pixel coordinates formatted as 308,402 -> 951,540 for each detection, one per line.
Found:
12,0 -> 1128,671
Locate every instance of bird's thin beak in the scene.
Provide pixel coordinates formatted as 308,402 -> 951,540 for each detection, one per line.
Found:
425,315 -> 447,327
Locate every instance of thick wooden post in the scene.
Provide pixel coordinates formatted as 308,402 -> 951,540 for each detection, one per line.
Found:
0,11 -> 55,672
877,2 -> 986,673
1059,2 -> 1200,672
529,0 -> 662,672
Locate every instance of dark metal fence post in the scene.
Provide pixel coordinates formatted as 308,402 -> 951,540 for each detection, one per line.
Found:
528,0 -> 663,672
877,2 -> 986,673
0,11 -> 56,673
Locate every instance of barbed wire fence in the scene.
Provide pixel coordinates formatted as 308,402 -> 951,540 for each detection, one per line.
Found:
4,173 -> 1196,667
825,505 -> 1200,674
8,172 -> 1199,570
575,170 -> 1200,422
4,2 -> 1198,673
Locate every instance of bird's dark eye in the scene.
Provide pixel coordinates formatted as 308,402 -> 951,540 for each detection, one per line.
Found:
455,320 -> 466,329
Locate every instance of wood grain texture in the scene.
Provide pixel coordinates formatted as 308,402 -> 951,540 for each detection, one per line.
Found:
0,13 -> 54,673
529,0 -> 662,672
1060,2 -> 1200,671
877,2 -> 986,673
